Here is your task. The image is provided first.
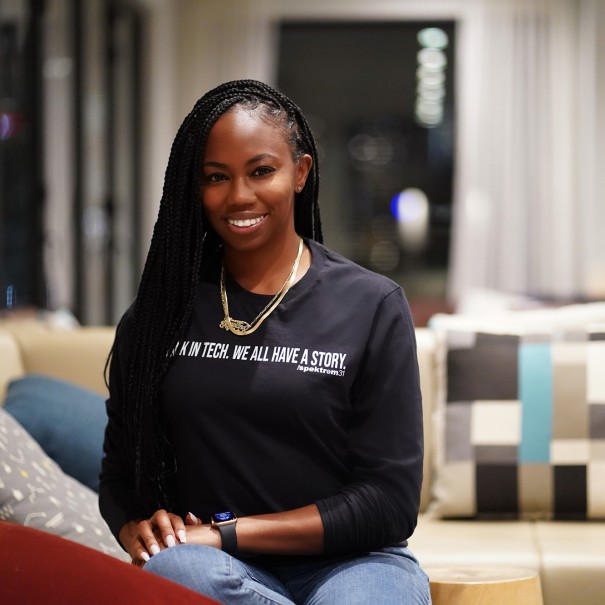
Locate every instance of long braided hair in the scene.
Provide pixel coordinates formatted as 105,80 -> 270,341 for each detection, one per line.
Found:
109,80 -> 322,510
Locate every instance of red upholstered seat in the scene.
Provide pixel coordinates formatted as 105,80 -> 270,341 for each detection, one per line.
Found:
0,521 -> 221,605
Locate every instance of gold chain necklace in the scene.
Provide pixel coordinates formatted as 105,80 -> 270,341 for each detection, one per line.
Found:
219,238 -> 303,336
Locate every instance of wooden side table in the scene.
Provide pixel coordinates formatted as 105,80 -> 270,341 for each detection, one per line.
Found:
426,567 -> 544,605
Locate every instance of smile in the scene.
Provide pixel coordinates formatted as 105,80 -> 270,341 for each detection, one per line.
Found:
227,216 -> 266,228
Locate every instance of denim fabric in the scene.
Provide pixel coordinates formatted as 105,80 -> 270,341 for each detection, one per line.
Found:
144,544 -> 432,605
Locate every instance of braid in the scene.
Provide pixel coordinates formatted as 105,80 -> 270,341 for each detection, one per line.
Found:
110,80 -> 322,509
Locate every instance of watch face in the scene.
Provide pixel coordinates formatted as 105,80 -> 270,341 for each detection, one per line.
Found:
212,511 -> 236,524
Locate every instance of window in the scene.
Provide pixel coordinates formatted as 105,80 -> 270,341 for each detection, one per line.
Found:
278,21 -> 455,322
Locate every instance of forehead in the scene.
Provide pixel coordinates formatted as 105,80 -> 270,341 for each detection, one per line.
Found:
206,105 -> 287,149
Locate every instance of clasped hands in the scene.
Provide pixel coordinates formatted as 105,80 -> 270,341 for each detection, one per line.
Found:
119,509 -> 221,566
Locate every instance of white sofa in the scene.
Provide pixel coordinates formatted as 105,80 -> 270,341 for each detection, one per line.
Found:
1,316 -> 604,605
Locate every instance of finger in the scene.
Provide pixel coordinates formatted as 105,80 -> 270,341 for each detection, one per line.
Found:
137,549 -> 150,564
137,519 -> 161,555
169,513 -> 187,544
150,509 -> 179,548
163,511 -> 193,544
186,511 -> 202,526
131,552 -> 148,568
126,533 -> 152,564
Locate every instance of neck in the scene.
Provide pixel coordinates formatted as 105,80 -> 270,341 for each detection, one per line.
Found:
223,234 -> 307,295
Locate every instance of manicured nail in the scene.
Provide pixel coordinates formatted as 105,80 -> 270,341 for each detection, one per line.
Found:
150,543 -> 160,555
188,512 -> 198,523
140,551 -> 150,562
178,529 -> 187,543
166,534 -> 176,547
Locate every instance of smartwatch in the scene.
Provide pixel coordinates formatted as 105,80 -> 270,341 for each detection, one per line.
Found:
211,511 -> 238,554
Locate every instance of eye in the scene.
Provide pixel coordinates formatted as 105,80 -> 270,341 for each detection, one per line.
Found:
204,172 -> 227,184
252,166 -> 275,177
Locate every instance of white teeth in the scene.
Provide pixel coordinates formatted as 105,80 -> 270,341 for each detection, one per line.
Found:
228,216 -> 264,228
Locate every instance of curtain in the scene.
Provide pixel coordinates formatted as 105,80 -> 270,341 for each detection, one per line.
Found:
448,0 -> 605,306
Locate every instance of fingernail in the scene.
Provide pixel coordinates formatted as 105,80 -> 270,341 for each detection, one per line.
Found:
188,512 -> 198,523
141,552 -> 150,562
178,529 -> 187,543
166,534 -> 176,548
150,543 -> 160,555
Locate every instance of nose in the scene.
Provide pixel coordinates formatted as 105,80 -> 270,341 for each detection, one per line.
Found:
229,177 -> 255,206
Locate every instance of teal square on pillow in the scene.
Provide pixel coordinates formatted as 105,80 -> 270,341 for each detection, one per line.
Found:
3,375 -> 107,492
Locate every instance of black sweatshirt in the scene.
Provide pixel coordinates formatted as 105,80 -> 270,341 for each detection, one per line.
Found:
99,239 -> 423,556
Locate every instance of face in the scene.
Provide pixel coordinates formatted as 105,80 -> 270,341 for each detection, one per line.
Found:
201,106 -> 312,254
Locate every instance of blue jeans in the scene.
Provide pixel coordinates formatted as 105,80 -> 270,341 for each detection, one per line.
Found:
144,544 -> 432,604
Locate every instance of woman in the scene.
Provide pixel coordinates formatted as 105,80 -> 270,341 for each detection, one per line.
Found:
100,80 -> 430,604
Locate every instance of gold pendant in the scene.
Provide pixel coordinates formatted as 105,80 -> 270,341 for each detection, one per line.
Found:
219,317 -> 251,333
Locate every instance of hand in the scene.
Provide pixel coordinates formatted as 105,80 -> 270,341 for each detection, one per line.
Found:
119,509 -> 188,566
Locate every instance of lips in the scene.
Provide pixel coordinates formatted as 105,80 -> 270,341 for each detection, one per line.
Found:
227,215 -> 266,228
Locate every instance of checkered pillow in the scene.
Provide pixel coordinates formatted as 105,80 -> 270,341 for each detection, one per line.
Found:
429,309 -> 605,520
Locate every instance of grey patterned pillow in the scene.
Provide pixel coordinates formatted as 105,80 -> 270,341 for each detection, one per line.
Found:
428,314 -> 605,520
0,407 -> 128,561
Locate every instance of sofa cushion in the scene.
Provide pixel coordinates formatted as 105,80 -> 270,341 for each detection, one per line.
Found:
533,521 -> 605,605
0,329 -> 25,403
410,515 -> 541,569
3,374 -> 106,492
3,322 -> 114,396
0,406 -> 127,560
429,306 -> 605,520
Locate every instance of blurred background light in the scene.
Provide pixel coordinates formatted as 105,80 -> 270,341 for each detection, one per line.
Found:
0,112 -> 23,140
391,188 -> 430,253
417,48 -> 447,70
417,27 -> 449,50
369,240 -> 400,272
348,133 -> 394,165
415,27 -> 449,129
5,285 -> 16,309
417,71 -> 445,88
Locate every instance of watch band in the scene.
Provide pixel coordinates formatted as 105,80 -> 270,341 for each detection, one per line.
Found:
216,520 -> 238,554
211,512 -> 238,554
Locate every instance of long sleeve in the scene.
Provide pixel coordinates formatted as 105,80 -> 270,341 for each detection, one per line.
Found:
315,287 -> 423,554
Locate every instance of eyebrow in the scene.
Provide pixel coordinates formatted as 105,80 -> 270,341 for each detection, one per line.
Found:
202,153 -> 278,169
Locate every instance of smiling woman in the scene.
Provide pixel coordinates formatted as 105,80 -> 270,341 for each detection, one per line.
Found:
201,105 -> 312,286
99,80 -> 430,605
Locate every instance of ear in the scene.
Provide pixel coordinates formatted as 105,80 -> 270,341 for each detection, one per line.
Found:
294,154 -> 313,192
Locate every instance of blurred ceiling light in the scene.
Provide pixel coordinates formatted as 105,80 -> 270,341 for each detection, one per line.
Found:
415,108 -> 443,126
417,48 -> 447,70
417,27 -> 449,50
416,87 -> 445,102
415,34 -> 448,128
416,99 -> 443,116
415,112 -> 443,127
417,71 -> 445,88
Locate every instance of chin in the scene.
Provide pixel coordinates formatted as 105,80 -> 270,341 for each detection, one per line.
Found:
221,232 -> 270,253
